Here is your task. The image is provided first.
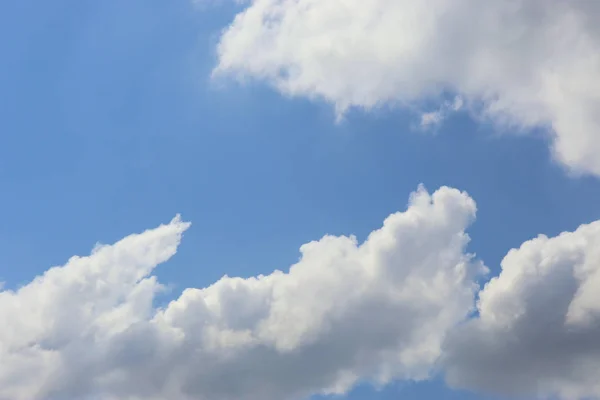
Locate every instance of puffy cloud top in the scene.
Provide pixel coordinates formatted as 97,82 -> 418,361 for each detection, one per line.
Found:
213,0 -> 600,175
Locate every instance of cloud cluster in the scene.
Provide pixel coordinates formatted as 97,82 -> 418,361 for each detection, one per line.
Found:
212,0 -> 600,175
5,185 -> 600,400
0,187 -> 485,400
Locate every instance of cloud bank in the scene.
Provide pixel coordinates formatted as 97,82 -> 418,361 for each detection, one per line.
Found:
4,186 -> 600,399
0,187 -> 485,400
212,0 -> 600,175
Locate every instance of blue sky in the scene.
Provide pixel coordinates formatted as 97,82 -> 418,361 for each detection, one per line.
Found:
2,1 -> 600,399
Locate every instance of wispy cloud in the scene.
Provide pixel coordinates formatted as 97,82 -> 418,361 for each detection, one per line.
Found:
420,96 -> 464,129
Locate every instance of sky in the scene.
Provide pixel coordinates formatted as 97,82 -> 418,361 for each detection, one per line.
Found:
1,1 -> 600,399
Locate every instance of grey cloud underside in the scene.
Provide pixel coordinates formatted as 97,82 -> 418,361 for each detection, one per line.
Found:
212,0 -> 600,176
3,187 -> 600,399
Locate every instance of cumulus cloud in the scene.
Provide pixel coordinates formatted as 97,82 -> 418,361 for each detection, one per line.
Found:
0,216 -> 191,400
0,186 -> 486,400
443,220 -> 600,400
211,0 -> 600,175
6,185 -> 600,400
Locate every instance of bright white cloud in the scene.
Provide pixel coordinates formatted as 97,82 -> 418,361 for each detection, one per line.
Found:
0,186 -> 486,400
443,220 -> 600,399
0,215 -> 191,400
212,0 -> 600,175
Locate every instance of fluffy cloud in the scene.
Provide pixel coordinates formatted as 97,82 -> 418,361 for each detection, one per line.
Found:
7,185 -> 600,400
0,216 -> 191,400
0,186 -> 486,400
443,220 -> 600,399
212,0 -> 600,175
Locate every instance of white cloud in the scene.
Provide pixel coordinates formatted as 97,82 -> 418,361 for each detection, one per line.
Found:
0,215 -> 191,400
0,186 -> 486,400
443,220 -> 600,399
5,185 -> 600,399
211,0 -> 600,175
